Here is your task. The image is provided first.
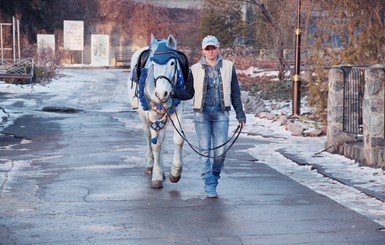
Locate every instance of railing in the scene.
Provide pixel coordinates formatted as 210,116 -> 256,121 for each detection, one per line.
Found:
0,58 -> 34,81
341,66 -> 366,135
259,49 -> 308,62
115,51 -> 134,67
259,49 -> 279,60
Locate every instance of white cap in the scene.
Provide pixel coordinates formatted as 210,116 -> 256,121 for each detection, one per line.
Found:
202,35 -> 220,49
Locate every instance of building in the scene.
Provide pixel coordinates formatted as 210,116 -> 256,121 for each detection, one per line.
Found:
132,0 -> 202,9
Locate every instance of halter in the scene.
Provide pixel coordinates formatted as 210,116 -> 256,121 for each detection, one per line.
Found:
153,66 -> 177,89
138,63 -> 183,112
151,50 -> 178,89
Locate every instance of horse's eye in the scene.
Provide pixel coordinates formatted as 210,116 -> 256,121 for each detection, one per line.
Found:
170,61 -> 175,66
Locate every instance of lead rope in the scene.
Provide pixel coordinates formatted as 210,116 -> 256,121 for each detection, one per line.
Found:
163,101 -> 242,159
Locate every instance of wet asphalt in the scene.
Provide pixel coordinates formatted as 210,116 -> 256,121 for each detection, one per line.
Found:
0,69 -> 385,245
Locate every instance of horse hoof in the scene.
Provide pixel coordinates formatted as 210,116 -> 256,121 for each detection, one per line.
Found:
145,167 -> 153,175
151,180 -> 163,189
169,173 -> 181,183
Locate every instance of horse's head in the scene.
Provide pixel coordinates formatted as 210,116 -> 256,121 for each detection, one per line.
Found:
145,34 -> 179,103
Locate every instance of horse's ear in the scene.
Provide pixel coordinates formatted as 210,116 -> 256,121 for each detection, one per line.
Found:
149,34 -> 158,51
150,33 -> 156,43
167,34 -> 177,50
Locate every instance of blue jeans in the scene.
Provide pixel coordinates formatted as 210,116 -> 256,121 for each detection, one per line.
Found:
194,109 -> 229,182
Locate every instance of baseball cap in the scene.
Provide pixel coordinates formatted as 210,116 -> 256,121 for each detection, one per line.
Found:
202,35 -> 220,50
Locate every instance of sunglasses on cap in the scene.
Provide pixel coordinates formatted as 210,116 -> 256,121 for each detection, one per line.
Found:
204,45 -> 218,51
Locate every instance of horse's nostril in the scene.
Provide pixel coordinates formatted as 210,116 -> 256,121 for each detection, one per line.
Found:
164,91 -> 168,97
155,92 -> 159,98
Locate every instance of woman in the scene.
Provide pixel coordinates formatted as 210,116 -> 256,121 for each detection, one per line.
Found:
173,35 -> 246,198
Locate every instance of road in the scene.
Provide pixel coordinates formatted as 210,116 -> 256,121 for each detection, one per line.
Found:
0,68 -> 384,244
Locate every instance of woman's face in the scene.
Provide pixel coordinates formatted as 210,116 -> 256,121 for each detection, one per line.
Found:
203,45 -> 219,61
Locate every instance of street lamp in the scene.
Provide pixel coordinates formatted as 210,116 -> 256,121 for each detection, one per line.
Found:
292,0 -> 301,116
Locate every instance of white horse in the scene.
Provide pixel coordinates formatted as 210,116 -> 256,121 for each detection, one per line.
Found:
128,34 -> 188,189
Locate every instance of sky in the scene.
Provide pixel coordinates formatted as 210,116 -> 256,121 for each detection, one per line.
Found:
1,67 -> 385,228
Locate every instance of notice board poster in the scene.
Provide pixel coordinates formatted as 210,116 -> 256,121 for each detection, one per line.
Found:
63,20 -> 84,51
37,34 -> 55,54
91,35 -> 109,66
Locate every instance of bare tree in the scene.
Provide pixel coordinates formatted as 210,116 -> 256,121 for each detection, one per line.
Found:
310,0 -> 385,65
240,0 -> 296,80
201,0 -> 245,47
129,2 -> 201,51
306,0 -> 385,120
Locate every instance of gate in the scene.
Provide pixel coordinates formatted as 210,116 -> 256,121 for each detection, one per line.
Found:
341,66 -> 365,135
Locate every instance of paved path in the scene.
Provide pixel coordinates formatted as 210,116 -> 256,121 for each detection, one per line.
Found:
1,69 -> 384,244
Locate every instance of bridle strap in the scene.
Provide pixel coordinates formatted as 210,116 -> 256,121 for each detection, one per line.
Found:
154,75 -> 174,87
152,58 -> 177,88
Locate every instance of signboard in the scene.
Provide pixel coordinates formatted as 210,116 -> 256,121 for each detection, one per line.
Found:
37,34 -> 55,53
63,20 -> 84,50
91,35 -> 109,66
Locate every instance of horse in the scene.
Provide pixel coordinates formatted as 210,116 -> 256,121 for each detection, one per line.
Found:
127,34 -> 189,189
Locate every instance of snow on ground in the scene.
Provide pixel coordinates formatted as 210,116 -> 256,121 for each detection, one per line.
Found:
237,66 -> 279,77
238,115 -> 385,227
1,68 -> 385,228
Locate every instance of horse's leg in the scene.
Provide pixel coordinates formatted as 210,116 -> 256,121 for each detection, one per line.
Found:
150,129 -> 166,189
169,109 -> 184,183
144,128 -> 154,175
139,112 -> 154,175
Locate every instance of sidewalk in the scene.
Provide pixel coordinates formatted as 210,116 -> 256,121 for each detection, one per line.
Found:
0,69 -> 384,244
240,115 -> 385,228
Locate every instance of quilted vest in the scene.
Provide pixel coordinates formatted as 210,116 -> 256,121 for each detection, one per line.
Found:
191,60 -> 233,111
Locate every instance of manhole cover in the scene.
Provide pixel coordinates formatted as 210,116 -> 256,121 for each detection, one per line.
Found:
42,106 -> 81,114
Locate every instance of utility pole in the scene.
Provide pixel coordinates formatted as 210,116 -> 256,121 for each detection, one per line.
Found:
292,0 -> 301,116
12,16 -> 16,63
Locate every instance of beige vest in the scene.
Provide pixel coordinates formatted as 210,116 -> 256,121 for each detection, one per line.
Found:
191,60 -> 233,110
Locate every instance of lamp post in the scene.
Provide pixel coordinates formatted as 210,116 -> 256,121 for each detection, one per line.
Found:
292,0 -> 301,116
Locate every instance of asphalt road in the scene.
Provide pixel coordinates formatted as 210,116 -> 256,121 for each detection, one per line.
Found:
1,69 -> 384,245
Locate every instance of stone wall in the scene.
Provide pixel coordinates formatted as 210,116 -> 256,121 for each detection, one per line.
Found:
327,65 -> 385,168
363,66 -> 385,167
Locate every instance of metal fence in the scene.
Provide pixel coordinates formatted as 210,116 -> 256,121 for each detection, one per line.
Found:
341,66 -> 366,135
0,58 -> 34,81
259,49 -> 308,62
